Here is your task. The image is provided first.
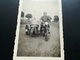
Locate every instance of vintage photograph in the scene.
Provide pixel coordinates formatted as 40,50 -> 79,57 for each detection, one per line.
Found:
13,0 -> 64,60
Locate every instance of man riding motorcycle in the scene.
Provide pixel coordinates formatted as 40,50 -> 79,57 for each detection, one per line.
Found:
40,12 -> 51,33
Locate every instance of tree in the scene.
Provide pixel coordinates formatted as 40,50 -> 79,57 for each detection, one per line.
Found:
54,15 -> 59,22
21,11 -> 24,17
25,14 -> 32,20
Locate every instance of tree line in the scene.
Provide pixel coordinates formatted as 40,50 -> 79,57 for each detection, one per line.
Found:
21,11 -> 59,22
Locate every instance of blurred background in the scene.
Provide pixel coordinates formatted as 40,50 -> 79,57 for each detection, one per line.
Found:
21,0 -> 59,22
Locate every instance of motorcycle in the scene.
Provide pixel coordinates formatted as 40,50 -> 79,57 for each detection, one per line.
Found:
41,21 -> 50,41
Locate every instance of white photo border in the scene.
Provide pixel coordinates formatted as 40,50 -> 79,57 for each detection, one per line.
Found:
13,0 -> 64,60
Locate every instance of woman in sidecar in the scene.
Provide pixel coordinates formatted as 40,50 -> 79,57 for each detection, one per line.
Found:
25,18 -> 39,36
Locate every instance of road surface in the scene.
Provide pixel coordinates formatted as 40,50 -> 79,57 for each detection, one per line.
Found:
17,22 -> 61,57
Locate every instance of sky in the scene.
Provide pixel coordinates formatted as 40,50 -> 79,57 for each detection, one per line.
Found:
21,0 -> 59,20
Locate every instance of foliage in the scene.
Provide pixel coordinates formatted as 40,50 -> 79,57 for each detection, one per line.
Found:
54,15 -> 59,22
25,14 -> 32,19
21,11 -> 24,17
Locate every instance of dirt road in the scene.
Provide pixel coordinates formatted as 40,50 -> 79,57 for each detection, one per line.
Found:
17,22 -> 60,57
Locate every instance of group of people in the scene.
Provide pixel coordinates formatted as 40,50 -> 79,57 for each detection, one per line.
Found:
26,12 -> 52,32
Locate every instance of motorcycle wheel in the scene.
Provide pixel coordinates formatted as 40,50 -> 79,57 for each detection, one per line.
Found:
25,29 -> 29,35
45,30 -> 49,41
26,32 -> 29,35
25,25 -> 29,35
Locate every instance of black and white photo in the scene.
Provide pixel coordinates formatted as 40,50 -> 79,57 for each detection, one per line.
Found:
13,0 -> 64,60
